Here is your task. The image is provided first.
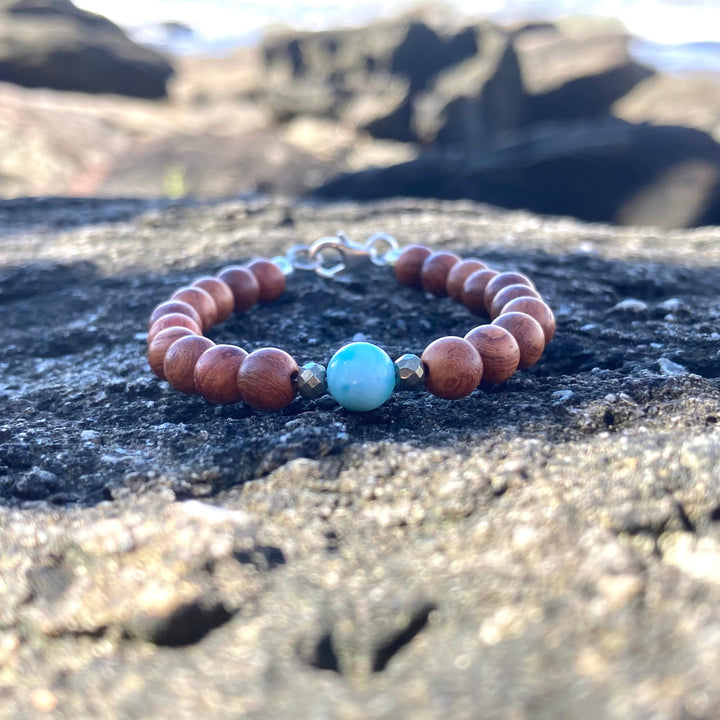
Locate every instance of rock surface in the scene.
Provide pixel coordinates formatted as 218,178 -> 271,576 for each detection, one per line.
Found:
614,72 -> 720,142
0,0 -> 173,98
314,118 -> 720,228
0,47 -> 415,199
1,196 -> 720,717
254,16 -> 720,228
413,23 -> 525,148
516,28 -> 654,124
0,12 -> 718,232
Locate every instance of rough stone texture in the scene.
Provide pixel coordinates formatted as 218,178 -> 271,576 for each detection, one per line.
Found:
0,0 -> 173,98
1,196 -> 720,717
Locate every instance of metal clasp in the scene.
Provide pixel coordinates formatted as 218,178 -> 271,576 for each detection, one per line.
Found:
309,232 -> 399,279
309,232 -> 369,279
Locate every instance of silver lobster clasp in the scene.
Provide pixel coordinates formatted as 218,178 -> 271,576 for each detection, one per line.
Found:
309,232 -> 399,279
309,232 -> 371,279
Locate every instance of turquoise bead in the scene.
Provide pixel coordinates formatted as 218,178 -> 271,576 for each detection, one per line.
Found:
326,342 -> 395,411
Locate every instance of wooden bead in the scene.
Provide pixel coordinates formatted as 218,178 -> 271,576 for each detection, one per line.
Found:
461,269 -> 499,315
148,326 -> 197,380
248,259 -> 286,303
237,347 -> 299,411
501,296 -> 556,344
147,313 -> 202,343
445,259 -> 488,302
148,300 -> 202,330
464,325 -> 520,384
192,277 -> 234,324
421,336 -> 483,399
171,286 -> 218,329
217,265 -> 260,313
492,312 -> 545,370
163,335 -> 215,394
194,344 -> 248,404
394,244 -> 432,289
421,251 -> 461,297
483,272 -> 535,313
489,284 -> 542,319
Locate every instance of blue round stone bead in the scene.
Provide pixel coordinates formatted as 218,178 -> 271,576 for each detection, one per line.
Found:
326,341 -> 395,411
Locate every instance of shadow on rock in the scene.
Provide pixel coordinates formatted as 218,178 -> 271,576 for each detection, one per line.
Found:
311,118 -> 720,228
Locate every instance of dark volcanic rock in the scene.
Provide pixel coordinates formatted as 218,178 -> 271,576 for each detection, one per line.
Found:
517,30 -> 654,124
390,21 -> 478,94
253,18 -> 717,231
2,196 -> 720,718
262,20 -> 477,93
614,72 -> 720,139
261,20 -> 480,129
313,118 -> 720,228
343,79 -> 414,143
413,23 -> 525,149
0,0 -> 173,97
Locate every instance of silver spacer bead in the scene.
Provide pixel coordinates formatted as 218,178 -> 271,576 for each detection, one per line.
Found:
394,353 -> 424,390
298,361 -> 327,399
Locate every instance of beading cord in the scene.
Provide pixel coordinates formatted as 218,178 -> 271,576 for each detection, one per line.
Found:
146,234 -> 555,412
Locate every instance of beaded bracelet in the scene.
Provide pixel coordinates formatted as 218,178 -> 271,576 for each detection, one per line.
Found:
146,234 -> 555,412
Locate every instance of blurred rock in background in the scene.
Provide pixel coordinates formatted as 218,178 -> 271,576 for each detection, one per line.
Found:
0,2 -> 719,228
0,0 -> 173,97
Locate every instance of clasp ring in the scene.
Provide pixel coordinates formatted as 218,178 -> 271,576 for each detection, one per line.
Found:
309,232 -> 399,279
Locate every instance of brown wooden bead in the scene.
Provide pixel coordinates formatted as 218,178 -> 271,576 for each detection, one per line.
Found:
147,313 -> 202,343
194,344 -> 248,404
489,283 -> 542,319
464,324 -> 520,384
148,300 -> 202,330
421,336 -> 483,399
394,244 -> 432,289
192,277 -> 235,324
445,259 -> 488,302
501,296 -> 556,344
461,269 -> 499,315
483,272 -> 535,313
237,347 -> 299,411
148,326 -> 197,380
163,335 -> 215,394
217,265 -> 260,313
248,259 -> 286,303
421,251 -> 461,297
171,286 -> 218,329
492,312 -> 545,370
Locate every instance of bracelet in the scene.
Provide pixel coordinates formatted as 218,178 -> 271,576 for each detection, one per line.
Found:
146,233 -> 555,412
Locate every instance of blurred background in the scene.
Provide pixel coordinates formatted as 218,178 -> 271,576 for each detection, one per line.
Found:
0,0 -> 718,227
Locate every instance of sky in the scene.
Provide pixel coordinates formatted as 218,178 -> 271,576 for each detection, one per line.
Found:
74,0 -> 720,48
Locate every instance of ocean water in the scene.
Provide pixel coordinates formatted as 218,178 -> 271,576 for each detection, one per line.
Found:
75,0 -> 720,72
